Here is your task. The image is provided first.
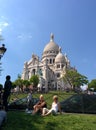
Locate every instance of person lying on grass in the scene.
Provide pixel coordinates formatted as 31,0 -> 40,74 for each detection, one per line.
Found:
42,95 -> 62,116
32,94 -> 47,115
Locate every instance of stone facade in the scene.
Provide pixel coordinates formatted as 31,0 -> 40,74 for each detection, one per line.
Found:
21,34 -> 74,91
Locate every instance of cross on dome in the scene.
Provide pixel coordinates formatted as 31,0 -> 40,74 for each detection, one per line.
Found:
50,33 -> 54,42
59,47 -> 61,53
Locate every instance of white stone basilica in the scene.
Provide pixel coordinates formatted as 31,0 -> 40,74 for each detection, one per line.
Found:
21,34 -> 74,91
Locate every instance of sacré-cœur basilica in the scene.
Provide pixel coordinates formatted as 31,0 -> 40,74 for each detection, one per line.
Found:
21,33 -> 75,92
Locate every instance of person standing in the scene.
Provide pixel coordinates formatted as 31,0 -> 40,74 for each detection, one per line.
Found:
0,85 -> 3,110
26,91 -> 33,111
3,75 -> 12,111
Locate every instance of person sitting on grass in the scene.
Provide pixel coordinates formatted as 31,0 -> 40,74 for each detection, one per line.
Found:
32,94 -> 47,115
42,95 -> 62,116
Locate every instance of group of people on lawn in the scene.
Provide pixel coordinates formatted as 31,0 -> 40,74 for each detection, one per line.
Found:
0,75 -> 62,116
32,94 -> 62,116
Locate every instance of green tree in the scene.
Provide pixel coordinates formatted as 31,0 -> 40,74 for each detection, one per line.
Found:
63,69 -> 88,90
0,84 -> 3,90
30,75 -> 39,88
88,79 -> 96,90
23,80 -> 30,87
14,78 -> 23,92
12,82 -> 16,89
17,74 -> 21,79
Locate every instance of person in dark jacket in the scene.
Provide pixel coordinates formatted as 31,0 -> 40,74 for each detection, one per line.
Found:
32,94 -> 47,115
0,85 -> 3,110
3,75 -> 12,111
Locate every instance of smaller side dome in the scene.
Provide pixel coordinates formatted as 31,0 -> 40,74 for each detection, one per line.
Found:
55,47 -> 65,63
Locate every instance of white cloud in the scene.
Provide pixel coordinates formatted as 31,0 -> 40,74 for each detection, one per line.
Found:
17,34 -> 24,39
17,33 -> 32,40
0,21 -> 9,28
0,16 -> 7,19
3,22 -> 9,27
0,22 -> 9,32
0,16 -> 9,32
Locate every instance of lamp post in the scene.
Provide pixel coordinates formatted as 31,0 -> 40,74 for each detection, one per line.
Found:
0,44 -> 7,59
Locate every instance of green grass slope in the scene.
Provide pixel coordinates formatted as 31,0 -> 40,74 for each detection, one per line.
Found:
2,111 -> 96,130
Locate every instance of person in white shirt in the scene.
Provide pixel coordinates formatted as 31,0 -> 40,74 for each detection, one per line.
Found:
42,95 -> 62,116
26,91 -> 32,111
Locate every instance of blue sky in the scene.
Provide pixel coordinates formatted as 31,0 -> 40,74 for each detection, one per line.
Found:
0,0 -> 96,85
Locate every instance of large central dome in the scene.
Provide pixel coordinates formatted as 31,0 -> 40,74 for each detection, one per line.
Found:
43,33 -> 59,53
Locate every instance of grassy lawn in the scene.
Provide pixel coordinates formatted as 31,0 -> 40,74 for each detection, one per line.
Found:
10,91 -> 74,108
1,91 -> 96,130
2,111 -> 96,130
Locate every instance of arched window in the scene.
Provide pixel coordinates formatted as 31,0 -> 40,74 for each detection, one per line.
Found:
39,69 -> 43,76
33,69 -> 36,75
61,64 -> 64,68
57,73 -> 60,78
47,59 -> 49,64
53,59 -> 55,63
57,64 -> 60,68
50,59 -> 52,64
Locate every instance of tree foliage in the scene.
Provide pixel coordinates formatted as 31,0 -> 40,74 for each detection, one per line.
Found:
14,79 -> 23,87
0,84 -> 3,90
63,69 -> 88,89
88,79 -> 96,90
17,74 -> 21,79
14,76 -> 23,91
23,80 -> 30,87
30,75 -> 39,87
12,82 -> 16,89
